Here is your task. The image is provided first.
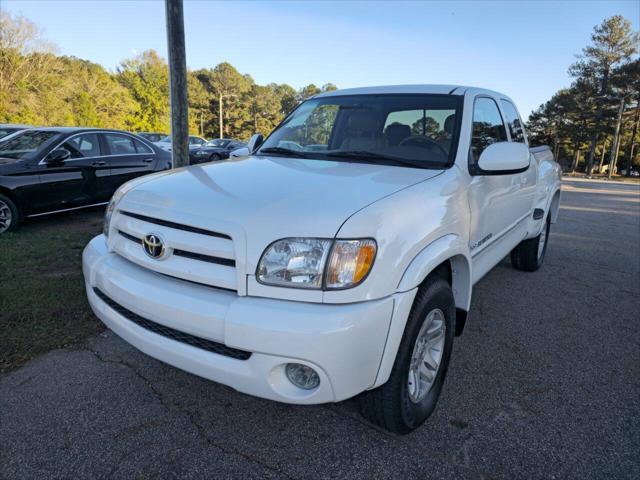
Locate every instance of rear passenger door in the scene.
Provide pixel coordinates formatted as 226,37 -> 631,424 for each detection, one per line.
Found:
103,133 -> 157,194
36,132 -> 112,211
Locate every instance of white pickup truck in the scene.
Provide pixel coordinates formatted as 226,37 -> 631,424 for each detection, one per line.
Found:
83,85 -> 561,433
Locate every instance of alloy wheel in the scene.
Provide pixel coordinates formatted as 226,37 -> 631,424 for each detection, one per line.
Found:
407,308 -> 446,403
0,200 -> 13,233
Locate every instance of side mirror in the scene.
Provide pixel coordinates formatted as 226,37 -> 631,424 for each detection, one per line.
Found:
229,147 -> 250,159
477,142 -> 530,174
247,133 -> 264,153
45,148 -> 71,164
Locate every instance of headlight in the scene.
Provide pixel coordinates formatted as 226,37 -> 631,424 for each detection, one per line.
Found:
195,150 -> 208,156
102,187 -> 127,237
256,238 -> 376,290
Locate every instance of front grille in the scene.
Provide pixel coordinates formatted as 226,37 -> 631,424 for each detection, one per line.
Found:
173,248 -> 235,267
118,230 -> 235,267
93,288 -> 251,360
119,210 -> 231,240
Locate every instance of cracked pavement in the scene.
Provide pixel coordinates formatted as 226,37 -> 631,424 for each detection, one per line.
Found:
1,178 -> 639,479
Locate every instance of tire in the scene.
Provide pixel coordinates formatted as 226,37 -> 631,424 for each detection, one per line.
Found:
210,153 -> 221,161
0,193 -> 19,234
510,214 -> 551,272
358,277 -> 455,434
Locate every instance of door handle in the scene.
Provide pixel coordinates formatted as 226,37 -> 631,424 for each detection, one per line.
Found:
142,158 -> 154,163
92,161 -> 106,166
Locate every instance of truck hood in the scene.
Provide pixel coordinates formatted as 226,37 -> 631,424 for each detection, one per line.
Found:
118,155 -> 442,255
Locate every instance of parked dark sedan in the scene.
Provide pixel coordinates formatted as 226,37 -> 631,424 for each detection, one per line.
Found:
189,138 -> 247,164
0,127 -> 172,234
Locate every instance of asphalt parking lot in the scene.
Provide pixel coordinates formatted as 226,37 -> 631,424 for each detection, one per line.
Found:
1,178 -> 639,479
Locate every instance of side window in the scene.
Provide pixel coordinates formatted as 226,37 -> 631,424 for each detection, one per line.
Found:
62,133 -> 102,159
500,100 -> 526,143
471,97 -> 507,162
133,138 -> 153,154
104,133 -> 137,155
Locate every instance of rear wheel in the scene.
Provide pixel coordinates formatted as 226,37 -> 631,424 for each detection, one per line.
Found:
511,214 -> 551,272
358,277 -> 455,434
0,193 -> 19,234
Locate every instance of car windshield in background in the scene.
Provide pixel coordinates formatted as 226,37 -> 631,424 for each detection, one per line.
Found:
159,136 -> 171,143
258,94 -> 462,168
205,139 -> 229,148
0,131 -> 62,160
0,128 -> 23,139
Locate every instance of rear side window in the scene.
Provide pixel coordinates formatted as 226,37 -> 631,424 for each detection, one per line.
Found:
133,139 -> 153,154
470,97 -> 507,162
104,133 -> 137,155
500,100 -> 526,143
63,133 -> 102,158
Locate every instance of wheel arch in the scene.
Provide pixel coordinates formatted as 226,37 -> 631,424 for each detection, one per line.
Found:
0,186 -> 22,218
371,236 -> 472,388
397,234 -> 472,313
548,188 -> 561,224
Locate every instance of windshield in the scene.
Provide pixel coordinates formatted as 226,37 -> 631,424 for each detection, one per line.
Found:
159,136 -> 171,143
0,127 -> 23,140
0,130 -> 62,160
205,139 -> 229,148
258,94 -> 461,168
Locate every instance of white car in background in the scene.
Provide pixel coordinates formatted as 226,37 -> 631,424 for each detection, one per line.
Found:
154,135 -> 207,152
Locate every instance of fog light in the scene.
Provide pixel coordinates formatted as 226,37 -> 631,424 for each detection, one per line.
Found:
285,363 -> 320,390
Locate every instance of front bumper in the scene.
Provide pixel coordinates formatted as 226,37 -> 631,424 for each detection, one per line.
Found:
83,235 -> 400,404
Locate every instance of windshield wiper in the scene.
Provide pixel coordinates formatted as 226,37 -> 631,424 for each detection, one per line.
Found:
324,150 -> 428,169
258,147 -> 308,158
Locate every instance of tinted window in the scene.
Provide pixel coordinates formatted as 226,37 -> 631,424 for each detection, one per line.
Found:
189,137 -> 205,145
133,138 -> 153,154
500,100 -> 526,143
0,131 -> 62,160
62,133 -> 102,158
0,127 -> 21,139
383,108 -> 457,151
104,133 -> 137,155
471,97 -> 507,161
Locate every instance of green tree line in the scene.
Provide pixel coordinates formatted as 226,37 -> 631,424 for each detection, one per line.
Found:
528,15 -> 639,177
0,10 -> 336,140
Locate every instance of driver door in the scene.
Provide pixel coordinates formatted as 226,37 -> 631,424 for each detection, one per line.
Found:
35,132 -> 111,213
467,96 -> 533,280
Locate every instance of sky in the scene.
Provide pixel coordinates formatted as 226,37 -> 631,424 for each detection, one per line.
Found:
3,0 -> 639,119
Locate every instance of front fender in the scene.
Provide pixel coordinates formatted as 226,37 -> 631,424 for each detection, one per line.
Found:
397,233 -> 472,312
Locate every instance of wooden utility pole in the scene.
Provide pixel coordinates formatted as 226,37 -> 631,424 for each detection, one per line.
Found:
165,0 -> 189,167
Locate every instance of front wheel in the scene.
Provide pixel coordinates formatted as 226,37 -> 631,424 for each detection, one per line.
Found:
0,193 -> 19,234
511,214 -> 551,272
358,277 -> 455,434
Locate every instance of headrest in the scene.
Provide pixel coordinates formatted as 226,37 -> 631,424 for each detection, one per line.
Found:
444,114 -> 456,135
